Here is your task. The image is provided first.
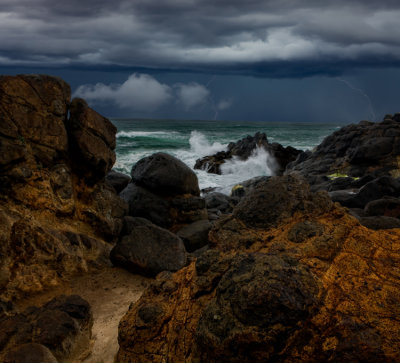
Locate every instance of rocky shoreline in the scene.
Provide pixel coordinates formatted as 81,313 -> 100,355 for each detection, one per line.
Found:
0,75 -> 399,362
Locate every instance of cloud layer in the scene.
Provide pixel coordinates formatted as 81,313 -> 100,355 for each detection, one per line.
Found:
2,1 -> 400,76
75,73 -> 216,112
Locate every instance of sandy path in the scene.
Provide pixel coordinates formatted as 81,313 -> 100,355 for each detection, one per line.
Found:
16,267 -> 150,363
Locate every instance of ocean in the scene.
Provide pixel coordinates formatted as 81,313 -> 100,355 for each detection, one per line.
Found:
111,119 -> 343,194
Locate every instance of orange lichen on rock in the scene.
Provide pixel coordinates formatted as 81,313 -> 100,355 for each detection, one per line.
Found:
116,175 -> 400,362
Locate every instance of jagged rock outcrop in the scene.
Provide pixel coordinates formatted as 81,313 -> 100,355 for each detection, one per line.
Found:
121,152 -> 207,229
285,115 -> 400,229
0,75 -> 126,301
116,175 -> 400,362
194,132 -> 301,175
286,115 -> 400,187
0,295 -> 92,362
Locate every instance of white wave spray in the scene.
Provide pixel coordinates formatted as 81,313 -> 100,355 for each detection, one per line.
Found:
189,131 -> 227,157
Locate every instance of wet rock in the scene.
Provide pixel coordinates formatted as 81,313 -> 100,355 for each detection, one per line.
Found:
195,132 -> 301,176
105,170 -> 131,194
131,152 -> 200,196
67,98 -> 117,183
177,220 -> 212,252
0,295 -> 92,362
110,223 -> 187,277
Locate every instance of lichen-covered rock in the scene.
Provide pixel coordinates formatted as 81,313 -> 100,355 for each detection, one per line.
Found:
116,175 -> 400,362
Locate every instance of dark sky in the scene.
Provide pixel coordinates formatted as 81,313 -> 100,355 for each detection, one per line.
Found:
1,0 -> 400,122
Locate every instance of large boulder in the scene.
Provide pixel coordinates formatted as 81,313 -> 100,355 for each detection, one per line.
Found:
67,98 -> 117,183
131,152 -> 200,196
195,132 -> 301,176
110,223 -> 187,277
0,295 -> 92,362
116,175 -> 400,362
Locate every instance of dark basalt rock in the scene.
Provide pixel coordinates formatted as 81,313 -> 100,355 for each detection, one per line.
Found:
359,216 -> 400,230
110,223 -> 187,277
195,132 -> 301,176
177,220 -> 212,252
0,295 -> 92,362
195,253 -> 321,362
234,174 -> 333,229
205,192 -> 236,214
131,152 -> 200,196
106,170 -> 131,194
286,115 -> 400,191
364,197 -> 400,218
120,183 -> 172,228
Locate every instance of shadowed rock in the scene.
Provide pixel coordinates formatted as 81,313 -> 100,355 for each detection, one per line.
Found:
110,223 -> 187,277
131,152 -> 200,196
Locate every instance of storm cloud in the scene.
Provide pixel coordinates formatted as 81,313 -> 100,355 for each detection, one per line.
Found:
2,0 -> 400,76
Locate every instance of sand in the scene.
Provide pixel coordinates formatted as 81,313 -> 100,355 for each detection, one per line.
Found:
16,267 -> 149,363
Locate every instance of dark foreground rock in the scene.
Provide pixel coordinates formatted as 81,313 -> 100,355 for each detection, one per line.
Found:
110,223 -> 187,277
195,132 -> 301,176
116,175 -> 400,362
0,295 -> 92,362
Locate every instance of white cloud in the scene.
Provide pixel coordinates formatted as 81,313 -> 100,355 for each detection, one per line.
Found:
74,73 -> 172,111
175,83 -> 210,110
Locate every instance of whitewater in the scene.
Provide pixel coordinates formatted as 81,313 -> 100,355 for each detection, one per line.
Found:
111,119 -> 342,194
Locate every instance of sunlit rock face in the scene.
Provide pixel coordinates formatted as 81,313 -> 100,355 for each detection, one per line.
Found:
0,75 -> 126,300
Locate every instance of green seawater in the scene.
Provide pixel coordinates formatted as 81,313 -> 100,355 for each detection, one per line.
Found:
111,119 -> 344,192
